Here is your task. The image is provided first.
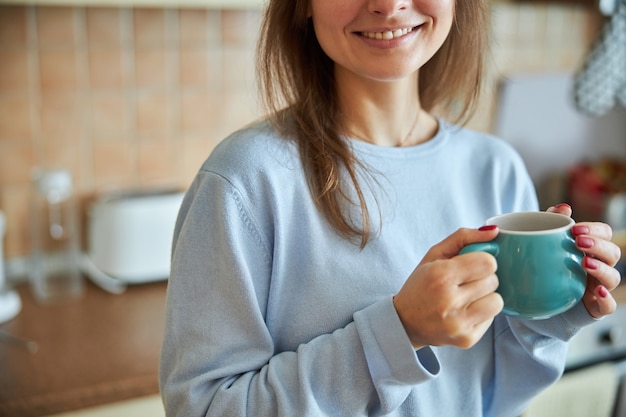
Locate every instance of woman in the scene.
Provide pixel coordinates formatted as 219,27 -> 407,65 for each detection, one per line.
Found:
160,0 -> 622,415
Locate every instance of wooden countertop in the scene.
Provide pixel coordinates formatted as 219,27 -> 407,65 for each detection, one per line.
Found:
0,280 -> 167,417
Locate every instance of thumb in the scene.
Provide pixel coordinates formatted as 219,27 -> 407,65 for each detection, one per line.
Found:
421,226 -> 499,264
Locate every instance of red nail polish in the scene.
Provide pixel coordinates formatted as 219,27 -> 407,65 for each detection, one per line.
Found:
598,286 -> 609,298
577,237 -> 595,249
584,257 -> 599,270
479,225 -> 498,231
555,203 -> 571,209
572,225 -> 590,236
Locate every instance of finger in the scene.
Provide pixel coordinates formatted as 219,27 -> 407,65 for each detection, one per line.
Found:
572,222 -> 614,242
582,256 -> 622,291
455,252 -> 498,285
457,271 -> 499,307
445,293 -> 502,350
547,203 -> 572,217
419,254 -> 497,298
575,234 -> 622,268
422,227 -> 499,264
466,292 -> 504,327
451,319 -> 493,350
583,285 -> 617,319
594,285 -> 617,317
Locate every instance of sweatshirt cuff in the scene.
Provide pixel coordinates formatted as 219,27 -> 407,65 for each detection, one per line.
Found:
354,296 -> 440,386
510,299 -> 597,342
559,299 -> 598,336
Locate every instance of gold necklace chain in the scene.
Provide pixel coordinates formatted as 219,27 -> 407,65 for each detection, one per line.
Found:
400,109 -> 422,146
347,109 -> 422,147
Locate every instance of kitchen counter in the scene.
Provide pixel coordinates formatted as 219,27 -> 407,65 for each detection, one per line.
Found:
0,278 -> 623,417
0,280 -> 167,417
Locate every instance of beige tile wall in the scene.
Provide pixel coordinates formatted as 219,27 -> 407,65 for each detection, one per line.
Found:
0,3 -> 604,258
0,5 -> 262,257
472,2 -> 603,132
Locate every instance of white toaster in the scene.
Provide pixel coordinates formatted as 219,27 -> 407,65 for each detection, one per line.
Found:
83,188 -> 184,290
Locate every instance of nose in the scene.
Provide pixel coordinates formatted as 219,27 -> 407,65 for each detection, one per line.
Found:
368,0 -> 410,16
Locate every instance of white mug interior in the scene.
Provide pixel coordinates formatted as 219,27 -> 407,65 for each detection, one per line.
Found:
485,212 -> 574,234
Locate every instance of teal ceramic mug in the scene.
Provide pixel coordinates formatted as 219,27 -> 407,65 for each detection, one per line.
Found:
460,211 -> 587,319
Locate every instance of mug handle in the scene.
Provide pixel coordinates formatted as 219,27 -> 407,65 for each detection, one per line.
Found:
459,241 -> 500,257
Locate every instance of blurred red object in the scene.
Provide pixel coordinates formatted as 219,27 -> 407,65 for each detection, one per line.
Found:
568,159 -> 626,222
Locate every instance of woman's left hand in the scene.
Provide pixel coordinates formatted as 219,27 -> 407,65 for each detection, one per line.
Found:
548,204 -> 622,319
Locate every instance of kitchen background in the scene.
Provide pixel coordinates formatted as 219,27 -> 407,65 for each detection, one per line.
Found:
0,1 -> 624,261
0,5 -> 264,260
1,2 -> 626,416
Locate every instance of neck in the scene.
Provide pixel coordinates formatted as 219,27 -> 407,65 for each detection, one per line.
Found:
336,71 -> 436,147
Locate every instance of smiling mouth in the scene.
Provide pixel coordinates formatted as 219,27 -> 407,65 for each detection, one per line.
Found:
361,27 -> 417,40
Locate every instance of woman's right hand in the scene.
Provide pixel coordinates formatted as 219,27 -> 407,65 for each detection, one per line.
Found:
393,227 -> 504,350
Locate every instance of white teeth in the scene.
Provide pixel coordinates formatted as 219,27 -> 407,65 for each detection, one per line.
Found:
363,27 -> 413,40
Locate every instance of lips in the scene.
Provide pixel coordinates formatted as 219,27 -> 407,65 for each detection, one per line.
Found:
360,27 -> 416,40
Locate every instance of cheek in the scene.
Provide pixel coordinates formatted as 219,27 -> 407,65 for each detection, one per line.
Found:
418,0 -> 455,31
419,0 -> 455,15
309,0 -> 355,41
424,1 -> 455,48
310,12 -> 349,62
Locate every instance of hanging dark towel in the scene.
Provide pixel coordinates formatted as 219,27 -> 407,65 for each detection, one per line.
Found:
574,2 -> 626,117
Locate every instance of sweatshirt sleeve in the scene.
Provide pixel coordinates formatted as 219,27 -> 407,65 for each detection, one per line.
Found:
159,170 -> 439,417
486,301 -> 595,416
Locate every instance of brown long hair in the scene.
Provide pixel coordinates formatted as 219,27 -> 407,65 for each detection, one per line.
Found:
257,0 -> 490,247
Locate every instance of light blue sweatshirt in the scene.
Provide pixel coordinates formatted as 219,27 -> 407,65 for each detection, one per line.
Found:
159,119 -> 594,417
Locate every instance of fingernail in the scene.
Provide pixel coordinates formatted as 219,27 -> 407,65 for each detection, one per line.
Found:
598,286 -> 609,298
555,203 -> 571,209
577,236 -> 595,249
479,225 -> 498,231
572,225 -> 590,236
584,257 -> 599,270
